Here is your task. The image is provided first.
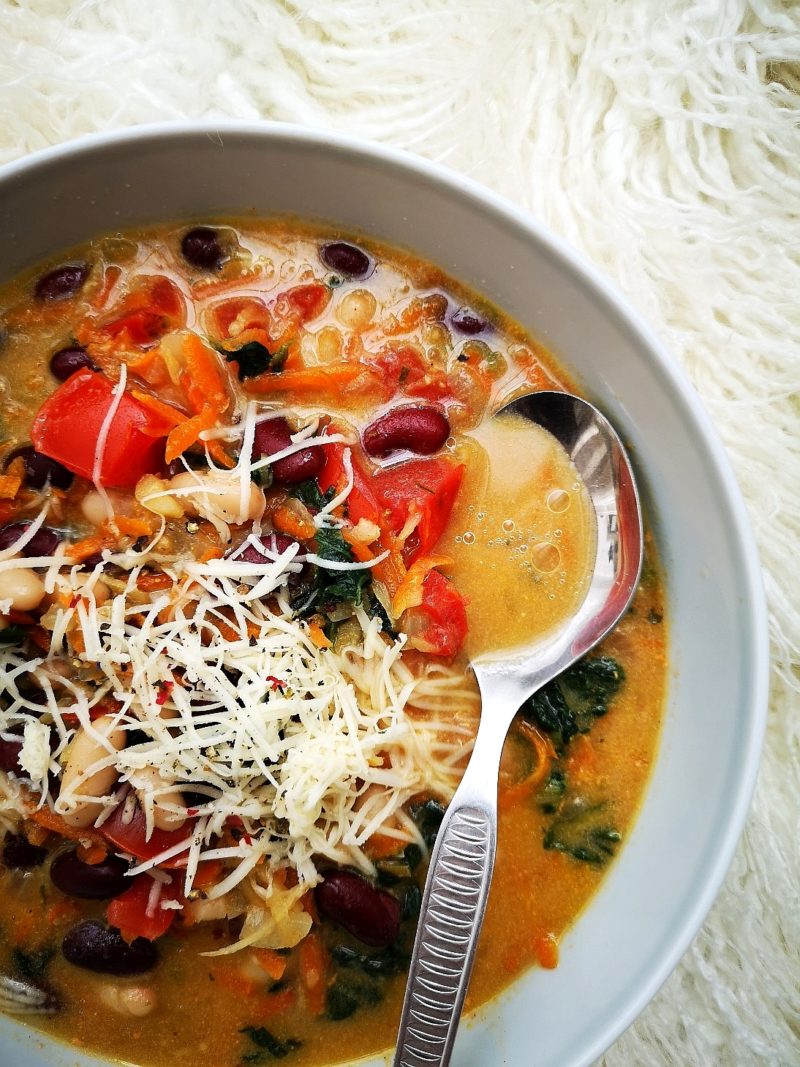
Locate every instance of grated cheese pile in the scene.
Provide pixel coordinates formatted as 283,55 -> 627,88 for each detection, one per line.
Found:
0,524 -> 477,908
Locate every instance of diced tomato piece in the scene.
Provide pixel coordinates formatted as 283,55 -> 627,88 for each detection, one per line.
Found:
101,802 -> 193,864
276,282 -> 330,325
100,276 -> 184,348
207,296 -> 271,340
318,442 -> 382,526
403,569 -> 468,658
107,873 -> 180,942
373,458 -> 464,564
30,370 -> 166,487
371,345 -> 453,402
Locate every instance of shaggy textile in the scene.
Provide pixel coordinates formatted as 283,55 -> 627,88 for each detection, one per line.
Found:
1,2 -> 798,1064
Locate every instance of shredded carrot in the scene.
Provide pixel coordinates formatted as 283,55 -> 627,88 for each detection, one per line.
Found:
298,931 -> 328,1016
243,364 -> 363,396
0,459 -> 24,500
127,347 -> 170,387
533,932 -> 559,970
165,405 -> 217,464
136,571 -> 174,592
67,535 -> 111,562
307,621 -> 331,649
76,841 -> 109,866
206,438 -> 235,469
191,859 -> 224,890
364,832 -> 405,860
180,332 -> 229,416
273,503 -> 316,541
212,966 -> 258,998
131,389 -> 188,435
106,515 -> 152,539
253,949 -> 288,982
198,546 -> 224,563
27,807 -> 106,847
498,721 -> 557,811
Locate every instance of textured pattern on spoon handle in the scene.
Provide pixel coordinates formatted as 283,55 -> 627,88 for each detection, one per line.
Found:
394,804 -> 496,1067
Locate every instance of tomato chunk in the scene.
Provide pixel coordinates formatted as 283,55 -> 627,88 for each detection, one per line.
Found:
318,442 -> 382,526
101,802 -> 192,864
107,873 -> 180,942
403,569 -> 468,658
31,370 -> 166,487
373,458 -> 464,564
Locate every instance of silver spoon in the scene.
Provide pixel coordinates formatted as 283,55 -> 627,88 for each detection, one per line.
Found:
393,390 -> 643,1067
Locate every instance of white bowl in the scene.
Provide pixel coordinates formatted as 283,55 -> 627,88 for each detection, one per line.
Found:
0,123 -> 768,1067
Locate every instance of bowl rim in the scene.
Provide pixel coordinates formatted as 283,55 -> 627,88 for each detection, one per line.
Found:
0,120 -> 770,1066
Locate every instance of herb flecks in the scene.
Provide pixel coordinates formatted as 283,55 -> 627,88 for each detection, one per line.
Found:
240,1026 -> 301,1061
521,655 -> 624,747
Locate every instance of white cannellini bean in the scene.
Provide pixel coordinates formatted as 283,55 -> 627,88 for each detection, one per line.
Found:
316,324 -> 343,362
98,983 -> 158,1018
81,490 -> 113,527
133,766 -> 186,831
59,714 -> 126,828
336,288 -> 377,330
169,472 -> 264,525
0,567 -> 46,612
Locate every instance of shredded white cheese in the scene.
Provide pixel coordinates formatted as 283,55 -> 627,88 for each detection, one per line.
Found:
0,539 -> 477,910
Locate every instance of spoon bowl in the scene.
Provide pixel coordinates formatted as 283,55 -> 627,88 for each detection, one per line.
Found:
394,390 -> 643,1067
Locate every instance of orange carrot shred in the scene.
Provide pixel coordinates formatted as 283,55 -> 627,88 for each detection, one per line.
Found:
299,931 -> 328,1016
307,622 -> 331,649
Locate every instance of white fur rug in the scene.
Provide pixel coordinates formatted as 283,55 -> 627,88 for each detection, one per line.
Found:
1,2 -> 798,1064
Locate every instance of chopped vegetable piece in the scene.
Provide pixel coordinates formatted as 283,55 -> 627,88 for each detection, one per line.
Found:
30,370 -> 166,487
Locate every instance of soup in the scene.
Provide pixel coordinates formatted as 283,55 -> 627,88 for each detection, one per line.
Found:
0,222 -> 666,1067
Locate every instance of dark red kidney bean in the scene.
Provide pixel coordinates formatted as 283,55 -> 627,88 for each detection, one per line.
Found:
451,306 -> 487,335
363,405 -> 450,458
34,264 -> 90,303
50,850 -> 129,899
49,345 -> 98,381
315,870 -> 401,948
0,739 -> 23,774
227,533 -> 296,565
253,417 -> 324,485
181,227 -> 225,271
0,521 -> 62,557
4,445 -> 73,491
2,833 -> 48,870
320,241 -> 371,279
62,920 -> 158,975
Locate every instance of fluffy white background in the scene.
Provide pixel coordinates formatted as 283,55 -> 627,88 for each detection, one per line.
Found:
1,1 -> 798,1064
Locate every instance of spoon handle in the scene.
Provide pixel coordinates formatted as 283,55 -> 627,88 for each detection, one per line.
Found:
393,721 -> 506,1067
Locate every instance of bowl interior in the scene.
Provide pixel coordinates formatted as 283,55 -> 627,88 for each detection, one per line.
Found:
0,124 -> 767,1067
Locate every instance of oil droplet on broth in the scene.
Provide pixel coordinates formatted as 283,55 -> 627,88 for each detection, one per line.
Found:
531,542 -> 561,573
437,413 -> 596,660
547,488 -> 570,513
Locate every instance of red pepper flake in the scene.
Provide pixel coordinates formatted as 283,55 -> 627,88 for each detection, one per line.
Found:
155,680 -> 175,706
266,675 -> 286,692
227,815 -> 244,828
242,833 -> 252,846
69,594 -> 81,609
186,808 -> 198,817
